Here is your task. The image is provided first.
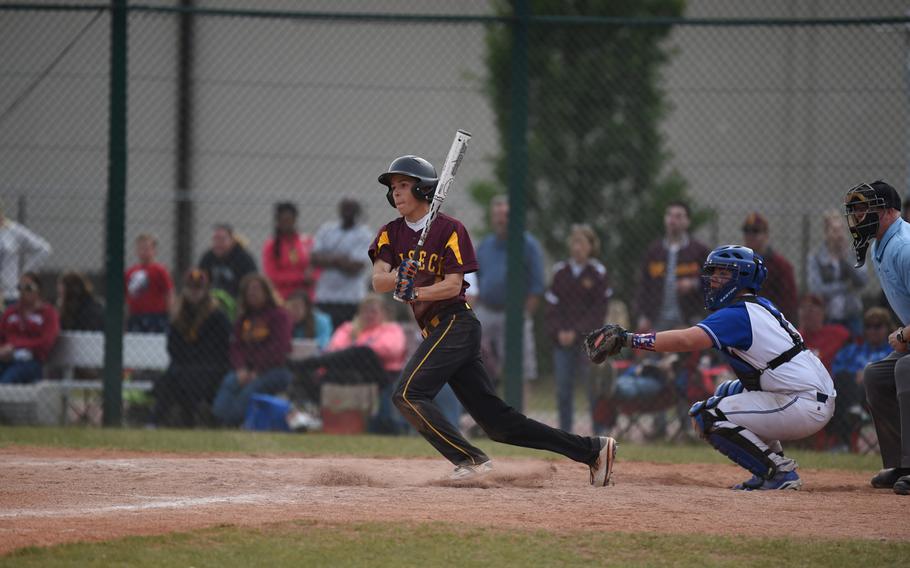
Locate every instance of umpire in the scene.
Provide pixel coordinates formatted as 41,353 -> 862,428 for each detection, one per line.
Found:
843,180 -> 910,494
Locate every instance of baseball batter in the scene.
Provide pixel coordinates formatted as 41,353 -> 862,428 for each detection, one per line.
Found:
369,154 -> 616,484
585,245 -> 835,490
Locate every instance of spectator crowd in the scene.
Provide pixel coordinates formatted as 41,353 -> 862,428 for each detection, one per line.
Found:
2,190 -> 907,456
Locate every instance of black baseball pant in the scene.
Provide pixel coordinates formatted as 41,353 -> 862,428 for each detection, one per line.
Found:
392,304 -> 600,467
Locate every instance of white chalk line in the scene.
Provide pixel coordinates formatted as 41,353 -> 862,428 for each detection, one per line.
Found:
0,492 -> 296,519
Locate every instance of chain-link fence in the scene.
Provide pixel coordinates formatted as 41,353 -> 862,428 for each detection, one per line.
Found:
2,1 -> 908,454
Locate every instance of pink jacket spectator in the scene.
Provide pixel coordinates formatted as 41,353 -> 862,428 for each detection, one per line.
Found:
326,320 -> 407,373
0,303 -> 60,362
261,233 -> 320,300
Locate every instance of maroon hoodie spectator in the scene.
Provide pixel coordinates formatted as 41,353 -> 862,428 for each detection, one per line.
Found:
545,224 -> 610,432
212,273 -> 293,426
742,212 -> 798,319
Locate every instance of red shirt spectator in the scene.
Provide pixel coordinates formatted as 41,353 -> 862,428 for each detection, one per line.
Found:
125,262 -> 173,315
0,300 -> 59,362
262,202 -> 320,300
230,304 -> 292,374
798,293 -> 850,372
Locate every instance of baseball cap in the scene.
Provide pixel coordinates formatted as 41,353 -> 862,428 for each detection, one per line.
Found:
184,268 -> 209,288
742,212 -> 769,232
868,180 -> 902,211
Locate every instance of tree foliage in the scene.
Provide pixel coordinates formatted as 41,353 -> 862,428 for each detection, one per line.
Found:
477,0 -> 709,302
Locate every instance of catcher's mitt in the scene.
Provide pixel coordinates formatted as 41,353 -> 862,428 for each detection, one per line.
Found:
584,324 -> 629,364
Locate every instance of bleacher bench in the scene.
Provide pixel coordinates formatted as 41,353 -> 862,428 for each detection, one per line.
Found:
0,331 -> 318,426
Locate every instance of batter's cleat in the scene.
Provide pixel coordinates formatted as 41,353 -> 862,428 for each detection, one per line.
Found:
732,474 -> 764,490
590,436 -> 617,486
450,460 -> 493,480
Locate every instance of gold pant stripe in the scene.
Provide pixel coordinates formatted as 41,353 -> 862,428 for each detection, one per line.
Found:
402,315 -> 475,464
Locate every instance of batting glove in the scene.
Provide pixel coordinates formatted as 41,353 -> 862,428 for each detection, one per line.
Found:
394,275 -> 418,303
397,258 -> 420,280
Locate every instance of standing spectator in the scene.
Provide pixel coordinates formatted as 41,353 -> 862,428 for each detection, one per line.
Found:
262,202 -> 318,301
125,233 -> 173,332
843,180 -> 910,494
212,273 -> 293,427
807,210 -> 868,336
474,195 -> 545,385
634,200 -> 710,332
545,224 -> 609,432
0,272 -> 59,383
0,201 -> 51,306
827,307 -> 894,451
311,198 -> 374,328
797,293 -> 851,373
198,223 -> 257,314
741,212 -> 798,319
150,269 -> 231,428
285,290 -> 333,350
57,271 -> 104,331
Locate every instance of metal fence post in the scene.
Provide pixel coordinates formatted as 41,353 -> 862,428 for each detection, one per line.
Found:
103,0 -> 128,427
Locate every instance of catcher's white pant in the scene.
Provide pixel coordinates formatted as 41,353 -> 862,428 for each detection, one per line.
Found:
717,390 -> 834,458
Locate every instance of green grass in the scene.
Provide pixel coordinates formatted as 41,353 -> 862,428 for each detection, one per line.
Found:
0,425 -> 881,471
3,520 -> 907,567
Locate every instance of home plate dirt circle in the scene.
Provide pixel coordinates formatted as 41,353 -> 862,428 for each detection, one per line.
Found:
0,446 -> 905,554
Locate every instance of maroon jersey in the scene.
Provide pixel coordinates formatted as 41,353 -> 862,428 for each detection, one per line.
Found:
369,213 -> 478,329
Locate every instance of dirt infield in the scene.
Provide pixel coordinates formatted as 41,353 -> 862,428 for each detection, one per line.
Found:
1,446 -> 906,554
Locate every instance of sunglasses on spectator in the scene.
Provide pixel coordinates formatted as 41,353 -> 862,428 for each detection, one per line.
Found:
864,322 -> 887,329
17,283 -> 37,293
742,227 -> 766,235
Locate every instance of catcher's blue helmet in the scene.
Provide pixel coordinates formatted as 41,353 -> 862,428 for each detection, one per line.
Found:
700,245 -> 767,310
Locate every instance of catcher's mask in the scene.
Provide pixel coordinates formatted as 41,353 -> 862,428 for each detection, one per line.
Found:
843,180 -> 901,268
378,155 -> 438,208
701,245 -> 767,311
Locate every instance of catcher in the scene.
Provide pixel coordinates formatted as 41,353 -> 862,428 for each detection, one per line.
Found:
585,244 -> 835,490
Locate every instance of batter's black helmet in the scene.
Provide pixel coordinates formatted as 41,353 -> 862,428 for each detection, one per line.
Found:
378,155 -> 438,208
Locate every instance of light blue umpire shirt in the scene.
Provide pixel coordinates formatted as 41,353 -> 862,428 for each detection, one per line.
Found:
872,217 -> 910,326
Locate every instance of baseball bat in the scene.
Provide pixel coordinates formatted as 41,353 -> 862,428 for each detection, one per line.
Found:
394,129 -> 471,302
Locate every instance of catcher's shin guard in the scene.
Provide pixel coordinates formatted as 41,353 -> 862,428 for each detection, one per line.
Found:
690,406 -> 778,480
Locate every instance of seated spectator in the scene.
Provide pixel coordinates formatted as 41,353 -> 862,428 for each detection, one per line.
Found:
544,223 -> 609,432
592,349 -> 677,437
291,295 -> 407,433
125,233 -> 174,332
57,271 -> 104,331
807,210 -> 868,337
285,290 -> 333,350
150,269 -> 232,428
212,273 -> 293,427
798,293 -> 851,372
827,307 -> 895,451
0,272 -> 60,384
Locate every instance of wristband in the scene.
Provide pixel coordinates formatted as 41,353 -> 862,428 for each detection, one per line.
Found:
630,332 -> 656,351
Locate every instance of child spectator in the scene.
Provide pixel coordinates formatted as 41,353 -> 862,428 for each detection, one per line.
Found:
125,233 -> 173,332
150,269 -> 232,427
212,273 -> 293,427
0,272 -> 59,383
545,223 -> 609,432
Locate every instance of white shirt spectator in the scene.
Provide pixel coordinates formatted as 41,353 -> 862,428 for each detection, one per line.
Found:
0,220 -> 51,303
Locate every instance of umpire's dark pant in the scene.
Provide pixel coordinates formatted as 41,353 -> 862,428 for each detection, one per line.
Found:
393,304 -> 599,467
864,350 -> 910,469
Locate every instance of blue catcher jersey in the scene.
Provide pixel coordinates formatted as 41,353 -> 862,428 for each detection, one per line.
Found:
696,296 -> 835,396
